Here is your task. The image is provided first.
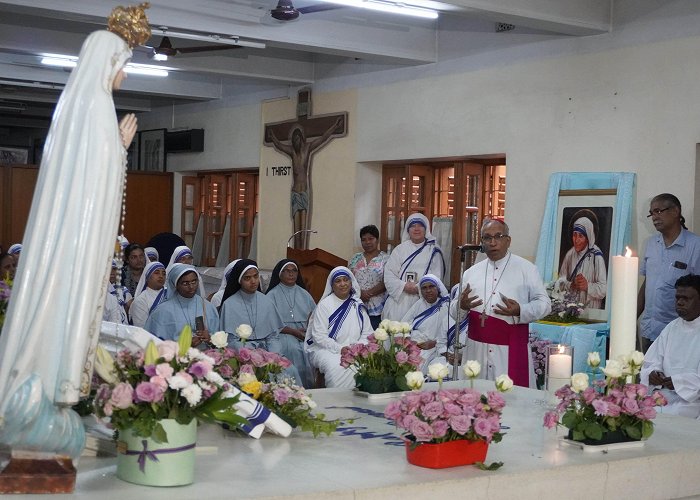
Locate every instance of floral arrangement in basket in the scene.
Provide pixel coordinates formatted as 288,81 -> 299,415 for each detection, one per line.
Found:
0,276 -> 12,331
384,361 -> 512,469
93,326 -> 247,442
541,280 -> 585,323
205,328 -> 342,437
543,351 -> 668,443
340,320 -> 423,394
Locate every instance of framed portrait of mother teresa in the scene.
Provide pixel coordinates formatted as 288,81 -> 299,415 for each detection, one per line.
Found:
535,172 -> 636,322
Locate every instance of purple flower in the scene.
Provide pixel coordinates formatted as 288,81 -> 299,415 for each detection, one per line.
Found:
109,383 -> 134,410
621,398 -> 639,415
410,420 -> 434,442
591,399 -> 609,416
134,382 -> 164,403
188,361 -> 212,378
432,419 -> 449,438
449,415 -> 472,434
237,348 -> 252,362
443,402 -> 463,417
486,391 -> 505,411
543,411 -> 559,429
385,401 -> 402,421
421,401 -> 444,420
144,364 -> 157,377
473,417 -> 493,441
395,351 -> 409,364
273,387 -> 291,405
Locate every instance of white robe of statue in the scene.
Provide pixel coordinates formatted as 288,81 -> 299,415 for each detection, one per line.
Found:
0,30 -> 131,459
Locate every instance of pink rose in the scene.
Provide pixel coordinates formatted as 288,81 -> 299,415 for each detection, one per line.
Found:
486,391 -> 505,411
449,415 -> 472,434
639,406 -> 657,420
606,402 -> 621,417
410,420 -> 434,442
249,350 -> 265,367
401,414 -> 419,431
421,401 -> 444,420
237,348 -> 252,362
150,375 -> 168,390
109,382 -> 134,409
443,402 -> 463,417
219,364 -> 233,378
157,341 -> 179,362
543,410 -> 559,429
473,417 -> 493,441
273,387 -> 291,405
134,382 -> 164,403
395,351 -> 409,364
366,342 -> 381,354
384,401 -> 403,421
621,398 -> 639,414
189,361 -> 212,378
156,363 -> 174,378
582,387 -> 597,405
432,419 -> 449,438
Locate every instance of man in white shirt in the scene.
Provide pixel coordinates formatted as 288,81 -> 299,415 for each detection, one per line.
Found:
641,274 -> 700,418
451,218 -> 551,387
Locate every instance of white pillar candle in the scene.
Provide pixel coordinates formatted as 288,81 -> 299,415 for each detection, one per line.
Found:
609,247 -> 638,360
549,353 -> 572,379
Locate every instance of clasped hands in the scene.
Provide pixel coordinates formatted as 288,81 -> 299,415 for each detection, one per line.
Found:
648,370 -> 674,390
192,329 -> 211,346
459,284 -> 521,316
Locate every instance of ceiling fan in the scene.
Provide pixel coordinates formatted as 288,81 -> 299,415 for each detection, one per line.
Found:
270,0 -> 339,22
146,36 -> 243,59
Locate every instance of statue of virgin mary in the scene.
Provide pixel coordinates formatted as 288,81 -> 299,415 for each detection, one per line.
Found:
0,4 -> 150,460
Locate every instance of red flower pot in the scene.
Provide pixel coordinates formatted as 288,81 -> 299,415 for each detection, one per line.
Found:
404,438 -> 489,469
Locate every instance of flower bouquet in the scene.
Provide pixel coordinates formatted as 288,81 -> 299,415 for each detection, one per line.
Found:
529,335 -> 552,390
541,280 -> 585,324
384,362 -> 511,469
543,350 -> 668,445
340,320 -> 423,394
93,326 -> 247,486
205,329 -> 343,437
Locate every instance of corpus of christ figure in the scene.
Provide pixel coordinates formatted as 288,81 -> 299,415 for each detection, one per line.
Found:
264,89 -> 347,249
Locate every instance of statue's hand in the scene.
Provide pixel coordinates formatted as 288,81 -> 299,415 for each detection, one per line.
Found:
119,113 -> 138,148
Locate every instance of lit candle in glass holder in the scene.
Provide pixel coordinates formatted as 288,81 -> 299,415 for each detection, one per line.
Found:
546,344 -> 573,398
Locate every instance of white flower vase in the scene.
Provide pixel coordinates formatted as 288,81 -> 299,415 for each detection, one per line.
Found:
116,418 -> 197,486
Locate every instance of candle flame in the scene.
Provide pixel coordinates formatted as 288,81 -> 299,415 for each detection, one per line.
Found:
558,344 -> 565,354
625,246 -> 633,258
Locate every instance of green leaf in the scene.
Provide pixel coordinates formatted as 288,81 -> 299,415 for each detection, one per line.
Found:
584,423 -> 603,441
641,420 -> 654,439
624,424 -> 641,440
151,422 -> 168,443
474,461 -> 504,471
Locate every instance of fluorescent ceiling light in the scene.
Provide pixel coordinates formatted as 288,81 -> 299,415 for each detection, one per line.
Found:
319,0 -> 438,19
40,54 -> 169,77
151,28 -> 266,49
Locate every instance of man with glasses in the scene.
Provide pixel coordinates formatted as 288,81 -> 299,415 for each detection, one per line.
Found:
145,263 -> 219,348
638,193 -> 700,352
451,218 -> 550,387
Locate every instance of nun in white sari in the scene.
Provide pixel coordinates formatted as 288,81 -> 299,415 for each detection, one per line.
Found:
166,245 -> 194,274
0,6 -> 150,460
305,267 -> 373,388
382,213 -> 445,322
400,274 -> 449,373
129,261 -> 167,328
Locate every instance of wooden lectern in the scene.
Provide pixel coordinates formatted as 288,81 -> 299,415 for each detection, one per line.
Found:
287,247 -> 347,303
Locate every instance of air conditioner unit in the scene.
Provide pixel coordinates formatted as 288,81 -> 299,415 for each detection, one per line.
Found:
165,129 -> 204,153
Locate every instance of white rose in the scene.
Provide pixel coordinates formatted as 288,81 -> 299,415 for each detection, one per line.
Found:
205,370 -> 225,386
182,384 -> 203,406
400,322 -> 412,334
428,362 -> 449,381
602,359 -> 623,378
307,399 -> 317,409
463,360 -> 481,379
238,372 -> 257,385
210,331 -> 229,349
389,321 -> 403,334
570,372 -> 589,393
374,328 -> 389,341
587,352 -> 601,368
629,350 -> 645,367
379,319 -> 391,330
236,324 -> 253,340
405,371 -> 425,390
495,374 -> 513,392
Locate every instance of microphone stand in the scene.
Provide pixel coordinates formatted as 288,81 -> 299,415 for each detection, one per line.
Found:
451,245 -> 478,381
287,229 -> 318,248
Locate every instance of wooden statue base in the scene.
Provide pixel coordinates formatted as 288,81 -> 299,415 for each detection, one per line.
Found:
0,454 -> 76,494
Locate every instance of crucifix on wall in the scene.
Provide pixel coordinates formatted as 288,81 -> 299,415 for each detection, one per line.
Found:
264,88 -> 347,249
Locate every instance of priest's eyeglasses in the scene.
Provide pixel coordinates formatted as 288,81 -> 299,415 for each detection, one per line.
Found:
647,207 -> 672,217
481,234 -> 509,243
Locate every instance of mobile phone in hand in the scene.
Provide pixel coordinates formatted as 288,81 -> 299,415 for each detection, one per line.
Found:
195,316 -> 205,332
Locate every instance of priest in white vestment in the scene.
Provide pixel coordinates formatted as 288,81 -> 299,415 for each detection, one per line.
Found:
641,274 -> 700,418
382,213 -> 445,322
451,219 -> 550,387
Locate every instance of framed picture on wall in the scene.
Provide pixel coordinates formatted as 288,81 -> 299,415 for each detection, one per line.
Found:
139,128 -> 166,172
0,146 -> 29,165
126,132 -> 140,171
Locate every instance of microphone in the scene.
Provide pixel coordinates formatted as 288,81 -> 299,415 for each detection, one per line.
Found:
456,243 -> 483,252
287,229 -> 318,247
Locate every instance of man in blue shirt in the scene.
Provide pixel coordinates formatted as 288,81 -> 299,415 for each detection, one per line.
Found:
638,194 -> 700,352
